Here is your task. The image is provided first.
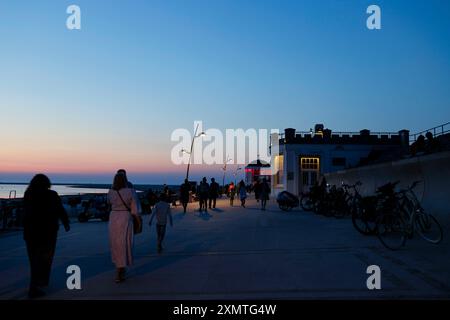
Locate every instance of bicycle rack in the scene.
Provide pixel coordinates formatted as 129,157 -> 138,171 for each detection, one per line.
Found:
9,190 -> 16,199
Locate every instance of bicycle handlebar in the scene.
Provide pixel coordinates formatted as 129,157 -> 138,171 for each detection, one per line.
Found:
341,181 -> 362,189
397,180 -> 422,194
410,180 -> 422,190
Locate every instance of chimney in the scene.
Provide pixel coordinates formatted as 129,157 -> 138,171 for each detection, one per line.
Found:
398,129 -> 410,153
284,128 -> 296,143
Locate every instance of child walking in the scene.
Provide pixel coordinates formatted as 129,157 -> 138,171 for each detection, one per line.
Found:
238,180 -> 247,208
228,182 -> 236,206
149,193 -> 173,253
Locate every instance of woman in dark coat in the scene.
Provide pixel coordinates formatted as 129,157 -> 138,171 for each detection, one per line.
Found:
180,179 -> 191,213
253,179 -> 262,203
23,174 -> 70,298
260,178 -> 271,211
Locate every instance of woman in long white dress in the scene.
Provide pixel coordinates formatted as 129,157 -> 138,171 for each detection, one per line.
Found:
107,173 -> 140,282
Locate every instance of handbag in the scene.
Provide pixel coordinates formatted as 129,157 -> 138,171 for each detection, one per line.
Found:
116,190 -> 142,234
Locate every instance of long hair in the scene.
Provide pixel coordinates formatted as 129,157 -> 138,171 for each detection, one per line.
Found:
24,174 -> 51,202
112,173 -> 127,191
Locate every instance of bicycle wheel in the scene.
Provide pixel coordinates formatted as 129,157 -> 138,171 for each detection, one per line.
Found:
352,207 -> 373,235
415,212 -> 443,244
333,200 -> 350,219
364,211 -> 378,235
300,194 -> 314,211
376,213 -> 407,250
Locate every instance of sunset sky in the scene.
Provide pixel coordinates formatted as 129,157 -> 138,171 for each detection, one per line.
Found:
1,0 -> 449,184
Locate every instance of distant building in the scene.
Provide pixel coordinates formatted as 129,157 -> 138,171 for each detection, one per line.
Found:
245,159 -> 271,184
271,124 -> 409,196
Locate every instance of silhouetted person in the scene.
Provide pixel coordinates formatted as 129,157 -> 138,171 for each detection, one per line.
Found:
208,178 -> 219,209
23,174 -> 70,299
425,131 -> 440,153
146,189 -> 157,211
260,178 -> 271,211
411,134 -> 426,156
180,179 -> 190,213
238,180 -> 247,208
163,184 -> 170,196
0,199 -> 6,229
198,177 -> 210,212
149,193 -> 173,254
228,182 -> 236,206
162,185 -> 175,206
253,179 -> 262,203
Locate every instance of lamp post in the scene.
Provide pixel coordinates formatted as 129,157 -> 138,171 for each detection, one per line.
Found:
222,156 -> 232,188
182,123 -> 205,181
233,166 -> 242,186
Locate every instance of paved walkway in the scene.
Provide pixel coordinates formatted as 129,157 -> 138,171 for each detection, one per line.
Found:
1,197 -> 449,299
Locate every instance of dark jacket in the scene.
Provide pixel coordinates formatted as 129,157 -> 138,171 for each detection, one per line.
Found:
180,183 -> 191,202
260,182 -> 271,200
198,182 -> 210,199
23,189 -> 70,242
209,182 -> 219,198
254,182 -> 262,199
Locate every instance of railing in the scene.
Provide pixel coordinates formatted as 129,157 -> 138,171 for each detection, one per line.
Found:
9,190 -> 16,199
278,131 -> 399,140
410,122 -> 450,143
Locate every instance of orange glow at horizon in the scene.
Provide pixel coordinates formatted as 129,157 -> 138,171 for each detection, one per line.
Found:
0,148 -> 184,174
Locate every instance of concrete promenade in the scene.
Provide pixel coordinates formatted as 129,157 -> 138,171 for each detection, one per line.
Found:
0,197 -> 449,300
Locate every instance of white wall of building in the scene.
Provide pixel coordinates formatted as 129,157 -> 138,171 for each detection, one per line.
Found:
271,143 -> 394,196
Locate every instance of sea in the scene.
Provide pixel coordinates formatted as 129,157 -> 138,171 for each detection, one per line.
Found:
0,183 -> 178,199
0,184 -> 109,199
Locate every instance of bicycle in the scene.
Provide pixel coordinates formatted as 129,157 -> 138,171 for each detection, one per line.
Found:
349,181 -> 394,236
376,181 -> 443,250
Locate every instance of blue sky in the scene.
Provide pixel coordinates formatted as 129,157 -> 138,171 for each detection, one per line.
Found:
0,0 -> 449,184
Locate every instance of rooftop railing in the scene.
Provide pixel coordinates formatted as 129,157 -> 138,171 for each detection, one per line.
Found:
410,122 -> 450,143
278,130 -> 399,140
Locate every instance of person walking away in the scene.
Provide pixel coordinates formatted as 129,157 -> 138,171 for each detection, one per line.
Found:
108,173 -> 141,283
411,135 -> 426,156
149,193 -> 173,253
180,179 -> 190,213
146,189 -> 157,213
228,182 -> 236,206
208,178 -> 219,209
117,169 -> 142,213
198,177 -> 210,212
23,174 -> 70,298
117,169 -> 134,188
1,199 -> 7,230
254,179 -> 262,203
260,178 -> 271,211
238,180 -> 247,208
425,131 -> 441,153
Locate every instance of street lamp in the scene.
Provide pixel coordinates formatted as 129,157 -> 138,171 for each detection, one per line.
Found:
222,156 -> 232,188
182,123 -> 206,181
233,166 -> 242,186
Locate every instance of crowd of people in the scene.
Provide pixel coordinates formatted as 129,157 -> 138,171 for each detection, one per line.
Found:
410,131 -> 442,156
177,177 -> 271,212
20,170 -> 272,298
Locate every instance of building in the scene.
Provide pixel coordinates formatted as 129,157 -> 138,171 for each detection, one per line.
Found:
245,159 -> 271,184
271,124 -> 409,196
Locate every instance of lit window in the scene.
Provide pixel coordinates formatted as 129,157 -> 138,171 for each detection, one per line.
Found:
274,155 -> 284,186
300,157 -> 320,171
